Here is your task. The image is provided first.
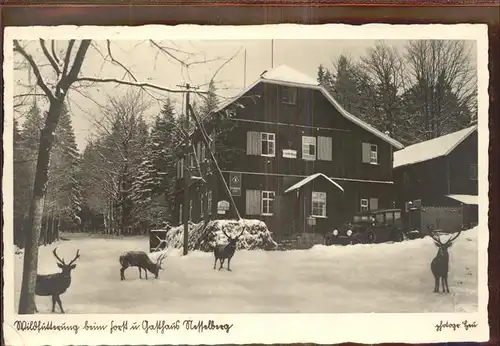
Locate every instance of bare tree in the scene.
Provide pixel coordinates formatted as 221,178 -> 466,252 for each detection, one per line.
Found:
360,42 -> 407,138
13,38 -> 224,314
403,40 -> 477,140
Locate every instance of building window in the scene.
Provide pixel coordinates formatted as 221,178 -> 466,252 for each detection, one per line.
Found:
207,191 -> 212,215
261,191 -> 275,216
311,191 -> 327,217
282,87 -> 297,105
362,142 -> 378,165
360,199 -> 369,212
200,192 -> 205,218
201,144 -> 206,163
302,136 -> 316,160
469,164 -> 478,180
261,132 -> 276,157
370,144 -> 378,164
179,158 -> 184,178
179,203 -> 183,225
188,152 -> 195,168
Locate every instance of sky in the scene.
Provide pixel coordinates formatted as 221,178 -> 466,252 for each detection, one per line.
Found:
13,38 -> 472,152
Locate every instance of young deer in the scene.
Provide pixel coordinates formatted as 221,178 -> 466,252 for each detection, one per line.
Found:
119,251 -> 166,280
213,228 -> 245,271
35,248 -> 80,313
429,230 -> 462,293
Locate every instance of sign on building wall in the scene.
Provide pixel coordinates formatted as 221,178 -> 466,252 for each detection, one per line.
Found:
217,200 -> 230,215
282,149 -> 297,159
229,172 -> 241,196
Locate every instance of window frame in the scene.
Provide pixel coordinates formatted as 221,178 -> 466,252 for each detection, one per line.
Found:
261,191 -> 275,216
282,86 -> 297,105
207,191 -> 212,215
302,136 -> 317,161
311,191 -> 327,218
360,198 -> 369,212
370,144 -> 378,165
261,132 -> 276,157
201,144 -> 206,163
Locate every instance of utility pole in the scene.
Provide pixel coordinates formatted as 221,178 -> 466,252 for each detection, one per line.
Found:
183,83 -> 191,256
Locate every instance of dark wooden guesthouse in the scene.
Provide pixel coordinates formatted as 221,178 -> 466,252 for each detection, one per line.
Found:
173,65 -> 404,238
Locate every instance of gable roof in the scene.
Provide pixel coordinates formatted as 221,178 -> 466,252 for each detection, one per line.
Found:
214,64 -> 404,149
284,173 -> 344,194
393,125 -> 477,169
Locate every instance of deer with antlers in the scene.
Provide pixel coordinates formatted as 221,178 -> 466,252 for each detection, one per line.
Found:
34,248 -> 80,313
119,251 -> 167,281
213,226 -> 246,271
429,230 -> 462,293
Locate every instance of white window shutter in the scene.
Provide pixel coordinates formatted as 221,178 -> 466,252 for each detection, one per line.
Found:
318,136 -> 332,161
369,198 -> 379,211
247,131 -> 262,155
246,190 -> 261,215
362,142 -> 371,163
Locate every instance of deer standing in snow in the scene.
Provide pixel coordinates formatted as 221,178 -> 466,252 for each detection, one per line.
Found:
429,230 -> 462,293
213,228 -> 245,271
35,248 -> 80,313
119,251 -> 166,280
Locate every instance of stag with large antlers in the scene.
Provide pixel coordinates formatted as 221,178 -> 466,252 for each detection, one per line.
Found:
429,230 -> 462,293
34,248 -> 80,313
213,226 -> 246,271
119,251 -> 167,281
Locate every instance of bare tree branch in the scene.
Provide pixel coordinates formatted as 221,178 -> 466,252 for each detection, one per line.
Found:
60,40 -> 75,78
149,40 -> 188,67
13,40 -> 55,101
39,39 -> 61,76
75,77 -> 198,94
51,40 -> 60,66
106,40 -> 138,82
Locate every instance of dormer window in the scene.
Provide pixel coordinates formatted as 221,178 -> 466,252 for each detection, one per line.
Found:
282,87 -> 297,105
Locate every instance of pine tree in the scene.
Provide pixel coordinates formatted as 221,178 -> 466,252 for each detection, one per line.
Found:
131,97 -> 180,229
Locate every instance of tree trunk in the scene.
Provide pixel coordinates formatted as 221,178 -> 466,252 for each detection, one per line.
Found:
18,99 -> 63,314
56,215 -> 60,241
50,212 -> 56,244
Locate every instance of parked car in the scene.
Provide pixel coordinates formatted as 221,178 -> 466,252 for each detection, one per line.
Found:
325,209 -> 406,246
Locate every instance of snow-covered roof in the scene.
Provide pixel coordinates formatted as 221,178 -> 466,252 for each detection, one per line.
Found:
284,173 -> 344,194
261,64 -> 320,86
446,194 -> 478,205
214,65 -> 404,149
393,125 -> 477,169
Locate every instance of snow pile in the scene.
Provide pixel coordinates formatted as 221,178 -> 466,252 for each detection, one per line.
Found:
157,219 -> 278,253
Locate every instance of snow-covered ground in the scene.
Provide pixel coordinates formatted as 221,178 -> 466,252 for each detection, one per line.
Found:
14,228 -> 478,314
